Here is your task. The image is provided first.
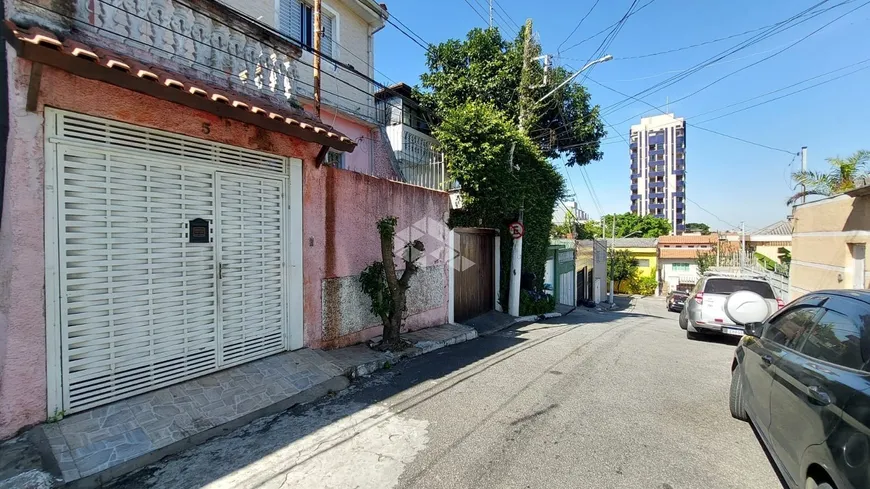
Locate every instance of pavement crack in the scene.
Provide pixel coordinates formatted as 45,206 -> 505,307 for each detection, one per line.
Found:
509,403 -> 559,426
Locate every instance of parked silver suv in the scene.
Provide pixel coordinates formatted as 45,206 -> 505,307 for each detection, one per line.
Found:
678,272 -> 783,339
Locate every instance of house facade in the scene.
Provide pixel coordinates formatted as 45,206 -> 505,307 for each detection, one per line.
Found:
375,82 -> 448,190
575,239 -> 607,303
657,234 -> 717,294
0,0 -> 452,446
605,238 -> 658,294
789,186 -> 870,299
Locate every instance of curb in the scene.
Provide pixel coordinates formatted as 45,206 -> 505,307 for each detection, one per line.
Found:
475,310 -> 570,337
346,328 -> 479,378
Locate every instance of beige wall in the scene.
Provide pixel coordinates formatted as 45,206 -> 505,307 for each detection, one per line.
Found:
755,245 -> 790,263
219,0 -> 377,122
789,194 -> 870,298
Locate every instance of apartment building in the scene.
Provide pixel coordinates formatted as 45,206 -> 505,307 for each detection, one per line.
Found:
630,113 -> 687,234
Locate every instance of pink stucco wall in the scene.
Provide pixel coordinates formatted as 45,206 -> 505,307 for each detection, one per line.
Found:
304,167 -> 450,349
0,55 -> 448,437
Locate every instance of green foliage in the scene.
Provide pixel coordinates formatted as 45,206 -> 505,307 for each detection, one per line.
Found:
629,273 -> 658,296
696,250 -> 717,275
519,291 -> 556,316
359,261 -> 391,319
586,212 -> 671,238
755,252 -> 778,272
788,150 -> 870,205
574,220 -> 602,239
440,102 -> 564,301
778,247 -> 792,265
418,27 -> 606,167
608,249 -> 638,291
377,216 -> 397,240
685,222 -> 711,235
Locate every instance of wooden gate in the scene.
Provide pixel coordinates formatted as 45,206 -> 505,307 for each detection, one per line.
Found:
453,228 -> 496,322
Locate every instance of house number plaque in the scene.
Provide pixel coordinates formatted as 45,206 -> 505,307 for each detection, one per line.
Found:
189,218 -> 210,244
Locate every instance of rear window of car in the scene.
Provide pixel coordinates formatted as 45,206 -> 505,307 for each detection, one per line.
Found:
703,279 -> 775,299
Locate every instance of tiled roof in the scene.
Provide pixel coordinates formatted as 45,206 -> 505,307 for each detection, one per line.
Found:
2,21 -> 356,152
658,233 -> 718,244
753,219 -> 793,236
604,238 -> 658,248
660,248 -> 706,259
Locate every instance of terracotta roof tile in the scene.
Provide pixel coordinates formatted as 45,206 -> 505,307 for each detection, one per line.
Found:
660,248 -> 706,259
2,21 -> 356,152
657,234 -> 718,244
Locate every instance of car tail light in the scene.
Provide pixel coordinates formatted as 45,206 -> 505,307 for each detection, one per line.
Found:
694,292 -> 703,304
776,298 -> 784,309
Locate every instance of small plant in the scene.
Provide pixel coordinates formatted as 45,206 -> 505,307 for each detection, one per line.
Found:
359,216 -> 424,351
47,409 -> 65,423
629,274 -> 657,296
519,289 -> 556,316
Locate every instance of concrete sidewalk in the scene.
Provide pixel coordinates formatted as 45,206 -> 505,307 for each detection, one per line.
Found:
462,305 -> 573,337
1,323 -> 477,489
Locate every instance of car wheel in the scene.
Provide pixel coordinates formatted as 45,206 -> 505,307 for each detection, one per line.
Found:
729,367 -> 748,421
806,476 -> 834,489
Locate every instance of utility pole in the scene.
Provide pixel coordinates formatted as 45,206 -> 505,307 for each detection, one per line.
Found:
313,0 -> 322,117
800,146 -> 808,204
508,19 -> 533,317
740,221 -> 746,275
489,0 -> 493,28
609,215 -> 616,304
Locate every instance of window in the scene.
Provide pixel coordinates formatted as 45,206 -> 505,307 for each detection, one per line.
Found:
279,0 -> 335,57
798,310 -> 865,369
673,263 -> 690,272
325,150 -> 344,168
637,259 -> 650,268
763,307 -> 822,349
703,279 -> 775,299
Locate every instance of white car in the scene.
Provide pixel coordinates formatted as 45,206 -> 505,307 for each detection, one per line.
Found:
678,273 -> 783,339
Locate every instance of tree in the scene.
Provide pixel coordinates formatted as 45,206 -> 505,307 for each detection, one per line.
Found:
438,102 -> 564,301
685,222 -> 711,235
696,249 -> 717,275
590,213 -> 671,238
418,27 -> 606,166
778,247 -> 791,266
608,249 -> 638,292
787,150 -> 870,205
359,217 -> 424,350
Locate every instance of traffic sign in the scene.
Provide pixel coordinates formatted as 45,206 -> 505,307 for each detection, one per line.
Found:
508,222 -> 525,239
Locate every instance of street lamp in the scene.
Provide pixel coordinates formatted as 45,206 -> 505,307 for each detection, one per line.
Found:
537,54 -> 614,104
609,229 -> 643,304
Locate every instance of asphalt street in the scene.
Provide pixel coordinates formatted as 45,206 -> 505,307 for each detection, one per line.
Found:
111,297 -> 784,489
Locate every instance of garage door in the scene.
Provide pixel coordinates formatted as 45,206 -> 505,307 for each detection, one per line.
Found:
46,109 -> 299,413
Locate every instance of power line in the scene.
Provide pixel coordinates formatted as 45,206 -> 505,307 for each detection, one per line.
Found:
686,198 -> 742,230
475,0 -> 519,37
559,0 -> 658,54
692,57 -> 870,119
556,0 -> 602,54
696,62 -> 870,124
383,15 -> 432,53
492,0 -> 522,31
599,0 -> 849,118
634,0 -> 870,120
462,0 -> 491,25
586,78 -> 797,154
611,23 -> 791,60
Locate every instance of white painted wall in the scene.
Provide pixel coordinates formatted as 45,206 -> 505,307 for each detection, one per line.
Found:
659,258 -> 700,293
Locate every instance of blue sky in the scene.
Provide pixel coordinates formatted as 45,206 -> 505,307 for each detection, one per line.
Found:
371,0 -> 870,231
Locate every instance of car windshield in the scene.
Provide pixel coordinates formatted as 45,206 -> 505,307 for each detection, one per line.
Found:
703,279 -> 775,299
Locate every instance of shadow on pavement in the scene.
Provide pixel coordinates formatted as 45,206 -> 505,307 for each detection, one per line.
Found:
109,330 -> 537,488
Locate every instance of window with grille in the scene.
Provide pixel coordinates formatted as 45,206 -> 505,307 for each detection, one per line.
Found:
672,263 -> 690,272
326,150 -> 344,168
278,0 -> 335,58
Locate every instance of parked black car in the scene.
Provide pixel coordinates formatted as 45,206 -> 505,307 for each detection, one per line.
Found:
729,290 -> 870,489
666,290 -> 689,312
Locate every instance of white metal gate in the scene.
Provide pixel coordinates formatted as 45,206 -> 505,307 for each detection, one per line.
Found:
558,250 -> 575,307
47,110 -> 295,413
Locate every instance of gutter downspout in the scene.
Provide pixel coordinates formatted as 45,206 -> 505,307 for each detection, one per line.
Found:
0,0 -> 9,229
368,23 -> 375,175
